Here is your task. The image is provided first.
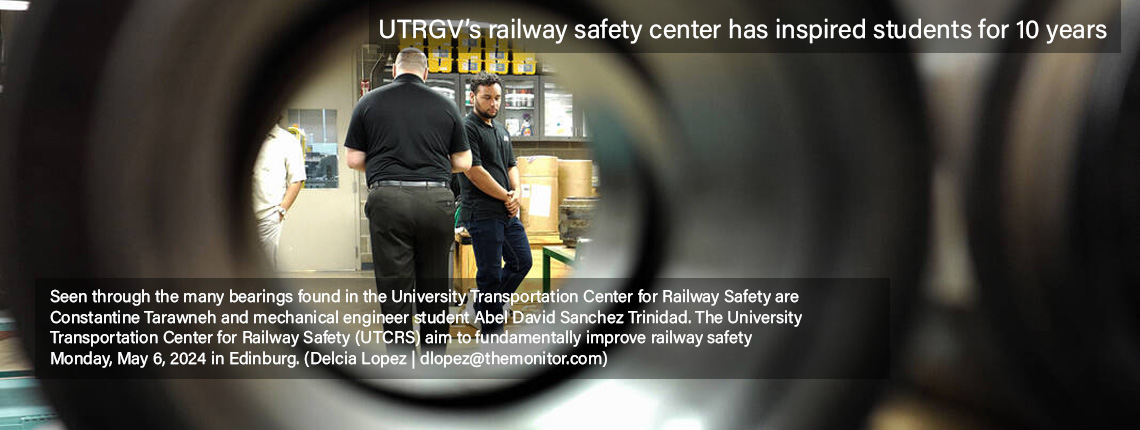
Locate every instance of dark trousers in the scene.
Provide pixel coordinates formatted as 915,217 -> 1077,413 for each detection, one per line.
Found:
365,185 -> 455,355
465,217 -> 532,334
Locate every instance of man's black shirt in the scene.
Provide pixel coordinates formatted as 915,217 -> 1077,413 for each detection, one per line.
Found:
345,74 -> 468,184
459,113 -> 516,221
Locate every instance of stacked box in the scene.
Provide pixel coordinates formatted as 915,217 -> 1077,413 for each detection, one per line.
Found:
399,35 -> 426,51
484,48 -> 510,74
516,156 -> 560,234
512,49 -> 537,75
428,49 -> 453,73
485,56 -> 510,74
482,36 -> 504,51
458,51 -> 482,74
457,29 -> 482,74
512,62 -> 537,75
483,36 -> 510,74
427,35 -> 451,47
457,30 -> 481,51
426,35 -> 454,73
484,48 -> 508,61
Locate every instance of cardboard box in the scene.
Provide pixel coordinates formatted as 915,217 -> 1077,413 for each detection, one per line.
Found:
517,156 -> 560,234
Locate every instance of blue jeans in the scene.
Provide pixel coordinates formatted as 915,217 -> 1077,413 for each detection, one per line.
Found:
465,217 -> 532,334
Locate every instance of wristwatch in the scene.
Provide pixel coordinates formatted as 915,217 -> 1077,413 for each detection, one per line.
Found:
276,206 -> 287,220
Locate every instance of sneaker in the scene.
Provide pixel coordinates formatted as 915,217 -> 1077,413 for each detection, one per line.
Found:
461,291 -> 480,329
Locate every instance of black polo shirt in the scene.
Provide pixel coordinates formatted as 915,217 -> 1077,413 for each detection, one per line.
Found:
459,113 -> 516,221
345,73 -> 468,184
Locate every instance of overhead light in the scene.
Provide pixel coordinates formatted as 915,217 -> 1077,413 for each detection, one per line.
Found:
0,1 -> 30,11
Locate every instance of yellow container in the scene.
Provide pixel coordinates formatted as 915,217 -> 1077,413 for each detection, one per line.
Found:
427,46 -> 453,73
485,59 -> 510,75
485,48 -> 510,74
427,35 -> 452,48
485,49 -> 508,61
482,36 -> 504,51
510,44 -> 536,75
428,45 -> 453,59
428,57 -> 453,73
399,45 -> 427,57
512,61 -> 537,75
400,35 -> 425,49
458,30 -> 481,50
458,51 -> 482,74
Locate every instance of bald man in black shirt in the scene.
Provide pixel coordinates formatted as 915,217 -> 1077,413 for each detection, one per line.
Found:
346,48 -> 471,356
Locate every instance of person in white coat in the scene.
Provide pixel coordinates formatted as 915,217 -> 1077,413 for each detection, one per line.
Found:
252,123 -> 306,266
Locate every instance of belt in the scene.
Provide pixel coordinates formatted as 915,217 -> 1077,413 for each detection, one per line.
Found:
369,180 -> 447,189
